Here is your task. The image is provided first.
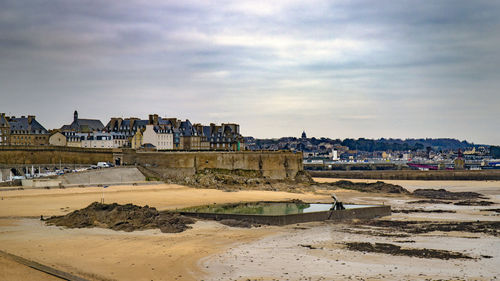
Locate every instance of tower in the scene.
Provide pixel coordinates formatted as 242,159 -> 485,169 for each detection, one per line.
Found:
301,131 -> 307,139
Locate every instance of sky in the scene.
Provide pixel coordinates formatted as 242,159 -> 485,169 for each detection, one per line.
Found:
1,0 -> 499,145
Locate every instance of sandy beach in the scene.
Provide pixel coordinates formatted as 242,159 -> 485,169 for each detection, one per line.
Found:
0,183 -> 328,280
0,180 -> 499,280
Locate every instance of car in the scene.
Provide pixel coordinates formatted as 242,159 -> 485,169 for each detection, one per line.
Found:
97,162 -> 110,168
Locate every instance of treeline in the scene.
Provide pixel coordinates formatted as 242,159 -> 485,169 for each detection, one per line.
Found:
491,146 -> 500,158
253,137 -> 476,152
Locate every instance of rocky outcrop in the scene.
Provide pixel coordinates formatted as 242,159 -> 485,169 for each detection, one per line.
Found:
46,202 -> 195,233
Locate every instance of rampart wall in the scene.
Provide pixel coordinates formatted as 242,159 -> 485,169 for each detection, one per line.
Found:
0,147 -> 303,180
0,146 -> 114,165
122,150 -> 303,180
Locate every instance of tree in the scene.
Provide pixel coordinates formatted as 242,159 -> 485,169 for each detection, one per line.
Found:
491,146 -> 500,158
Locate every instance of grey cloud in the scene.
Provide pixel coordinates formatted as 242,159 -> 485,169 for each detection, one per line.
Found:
0,0 -> 499,144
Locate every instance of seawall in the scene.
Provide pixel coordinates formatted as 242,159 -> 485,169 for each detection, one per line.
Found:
0,146 -> 114,165
122,150 -> 303,180
309,170 -> 500,181
0,147 -> 304,180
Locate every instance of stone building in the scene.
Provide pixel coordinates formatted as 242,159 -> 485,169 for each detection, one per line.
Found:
5,115 -> 49,146
142,124 -> 174,150
131,130 -> 143,149
81,132 -> 113,148
106,114 -> 244,151
66,132 -> 82,147
61,111 -> 104,134
49,132 -> 67,146
0,113 -> 10,146
105,117 -> 149,147
203,123 -> 244,151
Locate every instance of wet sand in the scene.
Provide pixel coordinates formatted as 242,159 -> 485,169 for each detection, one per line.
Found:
314,177 -> 500,194
203,221 -> 499,281
203,179 -> 500,280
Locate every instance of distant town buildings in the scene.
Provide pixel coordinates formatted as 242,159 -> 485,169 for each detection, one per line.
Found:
0,111 -> 244,151
0,111 -> 497,170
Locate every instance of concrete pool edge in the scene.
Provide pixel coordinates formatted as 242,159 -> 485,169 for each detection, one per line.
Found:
178,205 -> 391,226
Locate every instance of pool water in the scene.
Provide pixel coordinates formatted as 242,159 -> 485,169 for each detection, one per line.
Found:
180,202 -> 376,216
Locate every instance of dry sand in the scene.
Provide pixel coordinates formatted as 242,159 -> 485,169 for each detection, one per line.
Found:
0,255 -> 62,281
0,183 -> 329,281
0,218 -> 275,281
0,183 -> 329,217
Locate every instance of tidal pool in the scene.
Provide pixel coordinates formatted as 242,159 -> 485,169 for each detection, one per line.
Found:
179,202 -> 376,216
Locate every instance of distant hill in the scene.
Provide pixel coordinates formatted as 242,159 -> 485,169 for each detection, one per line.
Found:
248,137 -> 481,152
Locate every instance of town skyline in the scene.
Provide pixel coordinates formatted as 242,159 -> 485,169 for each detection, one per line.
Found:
0,110 -> 497,146
1,1 -> 499,144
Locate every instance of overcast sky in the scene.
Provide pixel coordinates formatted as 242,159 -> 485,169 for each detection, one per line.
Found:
1,0 -> 499,144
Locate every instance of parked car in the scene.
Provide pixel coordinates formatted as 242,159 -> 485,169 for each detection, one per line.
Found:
97,162 -> 110,168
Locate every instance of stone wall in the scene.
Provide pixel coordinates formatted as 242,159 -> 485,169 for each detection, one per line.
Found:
122,150 -> 303,180
0,146 -> 114,165
0,147 -> 304,180
180,205 -> 391,226
309,169 -> 500,181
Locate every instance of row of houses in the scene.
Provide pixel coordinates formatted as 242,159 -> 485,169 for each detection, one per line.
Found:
0,111 -> 244,151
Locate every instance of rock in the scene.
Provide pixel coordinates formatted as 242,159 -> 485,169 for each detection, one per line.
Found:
326,180 -> 409,194
46,202 -> 195,233
413,189 -> 485,200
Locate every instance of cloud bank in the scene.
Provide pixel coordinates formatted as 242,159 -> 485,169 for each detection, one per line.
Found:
1,0 -> 499,144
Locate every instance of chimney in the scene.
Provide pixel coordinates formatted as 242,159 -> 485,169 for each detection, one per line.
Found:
153,114 -> 159,125
28,115 -> 35,124
148,114 -> 154,125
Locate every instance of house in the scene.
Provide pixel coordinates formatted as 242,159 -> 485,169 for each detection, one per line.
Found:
106,114 -> 244,151
111,132 -> 129,148
142,124 -> 174,150
66,132 -> 82,147
0,113 -> 10,146
131,130 -> 143,149
6,115 -> 49,146
105,117 -> 149,147
61,111 -> 104,134
204,123 -> 244,151
49,131 -> 67,146
81,132 -> 113,148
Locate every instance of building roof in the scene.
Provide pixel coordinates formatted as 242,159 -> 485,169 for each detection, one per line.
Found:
61,119 -> 104,132
9,116 -> 48,134
0,114 -> 9,127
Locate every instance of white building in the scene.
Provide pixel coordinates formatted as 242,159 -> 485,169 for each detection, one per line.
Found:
142,125 -> 173,150
332,149 -> 339,161
81,133 -> 114,148
111,132 -> 129,148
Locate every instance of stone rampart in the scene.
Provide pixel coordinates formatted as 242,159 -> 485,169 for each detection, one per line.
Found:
123,150 -> 303,180
0,146 -> 114,165
0,147 -> 304,180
